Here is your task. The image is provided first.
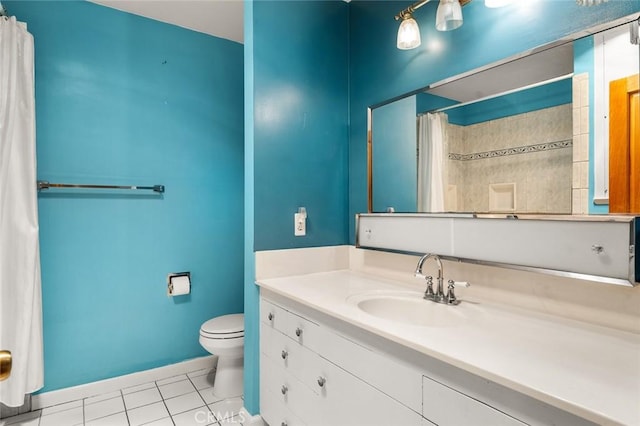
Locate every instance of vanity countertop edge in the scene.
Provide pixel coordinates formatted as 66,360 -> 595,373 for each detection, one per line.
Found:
256,269 -> 640,426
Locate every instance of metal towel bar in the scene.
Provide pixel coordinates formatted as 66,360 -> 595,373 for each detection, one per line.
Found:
37,181 -> 165,193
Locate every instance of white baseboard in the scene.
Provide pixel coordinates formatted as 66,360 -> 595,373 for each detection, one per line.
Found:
239,407 -> 266,426
32,356 -> 215,410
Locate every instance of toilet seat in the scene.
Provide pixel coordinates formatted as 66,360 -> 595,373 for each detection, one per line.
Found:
200,330 -> 244,339
200,313 -> 244,340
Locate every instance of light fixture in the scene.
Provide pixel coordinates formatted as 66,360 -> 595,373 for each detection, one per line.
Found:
394,1 -> 430,50
395,0 -> 471,50
397,13 -> 422,49
484,0 -> 512,7
436,0 -> 463,31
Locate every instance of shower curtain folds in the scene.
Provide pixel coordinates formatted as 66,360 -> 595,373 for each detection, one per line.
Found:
417,112 -> 447,212
0,15 -> 44,407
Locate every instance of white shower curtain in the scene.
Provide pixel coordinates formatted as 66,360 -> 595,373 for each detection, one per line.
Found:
0,15 -> 44,406
417,112 -> 447,212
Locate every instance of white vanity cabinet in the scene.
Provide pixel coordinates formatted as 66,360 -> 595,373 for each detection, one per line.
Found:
422,376 -> 525,426
260,298 -> 423,426
259,294 -> 597,426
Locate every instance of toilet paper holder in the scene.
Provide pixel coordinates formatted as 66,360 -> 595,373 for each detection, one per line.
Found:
167,272 -> 191,296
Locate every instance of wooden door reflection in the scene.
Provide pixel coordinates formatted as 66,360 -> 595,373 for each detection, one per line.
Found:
609,73 -> 639,213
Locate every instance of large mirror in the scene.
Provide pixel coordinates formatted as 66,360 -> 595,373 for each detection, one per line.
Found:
369,13 -> 639,215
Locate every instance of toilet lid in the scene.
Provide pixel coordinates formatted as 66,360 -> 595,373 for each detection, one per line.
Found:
200,313 -> 244,337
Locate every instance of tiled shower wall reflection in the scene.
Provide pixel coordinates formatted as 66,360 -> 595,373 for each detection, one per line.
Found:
572,73 -> 590,214
447,104 -> 573,213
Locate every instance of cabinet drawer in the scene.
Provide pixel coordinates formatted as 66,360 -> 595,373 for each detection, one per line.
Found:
261,390 -> 307,426
320,328 -> 422,413
261,298 -> 288,331
422,376 -> 525,426
262,297 -> 322,353
261,322 -> 324,395
283,310 -> 321,353
260,358 -> 306,426
261,354 -> 320,423
318,355 -> 423,426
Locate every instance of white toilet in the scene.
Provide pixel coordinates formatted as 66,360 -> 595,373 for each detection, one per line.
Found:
199,313 -> 244,398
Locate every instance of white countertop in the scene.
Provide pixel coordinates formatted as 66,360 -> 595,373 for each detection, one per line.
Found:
257,270 -> 640,426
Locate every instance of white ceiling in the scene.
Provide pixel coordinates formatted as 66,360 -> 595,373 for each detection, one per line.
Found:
90,0 -> 244,44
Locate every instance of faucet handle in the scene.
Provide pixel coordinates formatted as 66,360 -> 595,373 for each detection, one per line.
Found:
424,276 -> 435,299
446,280 -> 458,304
446,280 -> 470,305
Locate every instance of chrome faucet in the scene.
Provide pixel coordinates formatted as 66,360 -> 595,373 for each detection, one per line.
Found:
414,253 -> 469,305
414,253 -> 445,302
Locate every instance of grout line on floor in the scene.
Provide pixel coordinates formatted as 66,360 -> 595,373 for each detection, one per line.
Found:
154,381 -> 176,426
119,390 -> 131,426
188,375 -> 217,423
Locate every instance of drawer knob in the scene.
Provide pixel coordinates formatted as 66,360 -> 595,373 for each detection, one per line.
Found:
281,350 -> 288,360
281,423 -> 288,426
295,327 -> 302,337
317,376 -> 326,387
281,385 -> 288,395
268,312 -> 274,321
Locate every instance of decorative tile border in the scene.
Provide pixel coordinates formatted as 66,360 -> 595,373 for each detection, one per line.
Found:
449,139 -> 572,161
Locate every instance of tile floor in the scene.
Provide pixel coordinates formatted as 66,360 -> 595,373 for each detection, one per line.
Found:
1,368 -> 245,426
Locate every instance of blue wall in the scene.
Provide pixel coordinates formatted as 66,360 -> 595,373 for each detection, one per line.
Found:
243,0 -> 259,415
349,0 -> 640,242
416,92 -> 460,117
244,0 -> 349,414
6,1 -> 244,392
420,79 -> 573,126
372,95 -> 417,212
252,1 -> 350,251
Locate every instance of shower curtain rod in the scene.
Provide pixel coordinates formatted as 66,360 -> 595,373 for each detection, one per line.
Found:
37,181 -> 165,193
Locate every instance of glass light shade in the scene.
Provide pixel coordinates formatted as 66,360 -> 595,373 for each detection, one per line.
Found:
484,0 -> 512,7
435,0 -> 463,31
397,17 -> 421,50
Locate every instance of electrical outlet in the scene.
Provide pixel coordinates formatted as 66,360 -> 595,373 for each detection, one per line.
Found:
294,212 -> 306,236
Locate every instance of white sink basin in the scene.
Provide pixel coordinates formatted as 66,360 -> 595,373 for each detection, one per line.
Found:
347,290 -> 470,327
